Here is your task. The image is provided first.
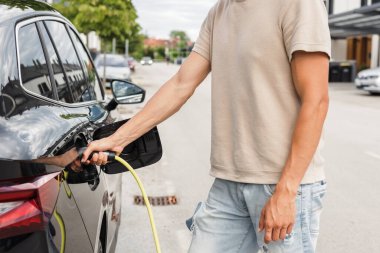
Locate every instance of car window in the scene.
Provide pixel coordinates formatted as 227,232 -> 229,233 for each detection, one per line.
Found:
19,23 -> 53,99
44,21 -> 89,103
69,29 -> 103,101
39,23 -> 72,103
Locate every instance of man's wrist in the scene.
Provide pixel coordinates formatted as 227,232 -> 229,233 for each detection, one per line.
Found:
275,178 -> 300,198
109,132 -> 128,148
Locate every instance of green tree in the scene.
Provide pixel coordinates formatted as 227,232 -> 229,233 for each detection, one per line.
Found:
155,46 -> 166,60
53,0 -> 141,52
169,30 -> 190,42
169,30 -> 191,58
0,0 -> 55,11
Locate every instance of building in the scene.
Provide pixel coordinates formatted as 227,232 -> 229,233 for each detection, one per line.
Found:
328,0 -> 380,71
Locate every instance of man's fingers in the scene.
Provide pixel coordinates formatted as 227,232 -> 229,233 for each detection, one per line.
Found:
264,211 -> 273,243
259,209 -> 265,231
279,227 -> 288,240
98,152 -> 107,166
81,143 -> 94,162
272,227 -> 281,241
97,152 -> 107,166
287,223 -> 294,234
91,153 -> 99,165
101,152 -> 108,165
264,227 -> 273,244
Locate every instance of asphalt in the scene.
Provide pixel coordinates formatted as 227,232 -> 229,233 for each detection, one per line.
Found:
113,63 -> 380,253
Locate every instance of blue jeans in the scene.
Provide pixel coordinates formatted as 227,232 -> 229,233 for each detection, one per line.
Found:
186,178 -> 327,253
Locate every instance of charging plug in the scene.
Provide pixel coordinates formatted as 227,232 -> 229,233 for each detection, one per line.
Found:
77,147 -> 117,162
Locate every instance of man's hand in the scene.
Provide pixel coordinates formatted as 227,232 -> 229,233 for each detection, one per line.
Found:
259,184 -> 297,244
81,136 -> 123,166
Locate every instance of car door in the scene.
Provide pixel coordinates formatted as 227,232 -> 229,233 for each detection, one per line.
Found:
41,19 -> 111,251
66,28 -> 124,252
16,19 -> 94,253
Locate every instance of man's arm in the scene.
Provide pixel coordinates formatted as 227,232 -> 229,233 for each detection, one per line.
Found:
82,52 -> 210,164
259,51 -> 330,243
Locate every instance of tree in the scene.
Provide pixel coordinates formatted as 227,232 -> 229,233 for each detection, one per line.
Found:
169,30 -> 191,58
169,30 -> 190,42
53,0 -> 141,52
0,0 -> 56,11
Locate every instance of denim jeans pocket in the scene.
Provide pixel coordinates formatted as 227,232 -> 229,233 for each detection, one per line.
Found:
263,184 -> 277,197
309,183 -> 327,236
263,184 -> 302,197
311,180 -> 327,212
186,202 -> 203,232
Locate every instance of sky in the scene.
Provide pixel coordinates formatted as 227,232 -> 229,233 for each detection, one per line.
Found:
133,0 -> 217,41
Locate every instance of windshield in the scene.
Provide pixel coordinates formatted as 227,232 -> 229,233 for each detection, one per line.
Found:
97,55 -> 128,67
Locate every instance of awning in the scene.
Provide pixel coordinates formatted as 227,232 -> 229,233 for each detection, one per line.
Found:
329,3 -> 380,39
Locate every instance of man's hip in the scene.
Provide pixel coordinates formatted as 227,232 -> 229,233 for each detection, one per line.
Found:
186,178 -> 327,253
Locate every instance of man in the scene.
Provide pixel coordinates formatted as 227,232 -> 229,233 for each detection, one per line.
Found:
82,0 -> 331,252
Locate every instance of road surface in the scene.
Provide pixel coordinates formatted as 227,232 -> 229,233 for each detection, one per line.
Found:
114,62 -> 380,253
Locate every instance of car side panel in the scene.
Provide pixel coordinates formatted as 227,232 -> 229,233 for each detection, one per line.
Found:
50,182 -> 93,253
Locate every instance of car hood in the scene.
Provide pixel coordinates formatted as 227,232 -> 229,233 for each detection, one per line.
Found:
97,66 -> 130,79
358,67 -> 380,77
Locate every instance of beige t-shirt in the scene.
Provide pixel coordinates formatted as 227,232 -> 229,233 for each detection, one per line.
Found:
193,0 -> 331,184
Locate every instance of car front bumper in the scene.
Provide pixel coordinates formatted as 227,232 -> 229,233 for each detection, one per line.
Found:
355,78 -> 380,91
363,85 -> 380,93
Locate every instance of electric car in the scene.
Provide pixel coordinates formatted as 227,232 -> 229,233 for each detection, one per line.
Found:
355,67 -> 380,94
140,57 -> 153,66
0,1 -> 162,253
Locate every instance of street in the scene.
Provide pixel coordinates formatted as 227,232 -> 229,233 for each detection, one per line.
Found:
114,63 -> 380,253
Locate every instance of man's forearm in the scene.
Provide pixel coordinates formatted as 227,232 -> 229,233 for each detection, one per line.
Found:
80,52 -> 210,164
109,73 -> 195,147
277,98 -> 329,195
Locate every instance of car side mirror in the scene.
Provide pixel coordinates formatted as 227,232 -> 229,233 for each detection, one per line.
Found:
111,80 -> 145,104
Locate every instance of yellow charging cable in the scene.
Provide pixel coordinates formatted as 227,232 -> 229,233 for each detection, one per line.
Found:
114,156 -> 162,253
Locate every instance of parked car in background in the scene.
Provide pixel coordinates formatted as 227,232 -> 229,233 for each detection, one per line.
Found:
94,54 -> 131,88
140,56 -> 153,65
0,1 -> 162,253
355,67 -> 380,94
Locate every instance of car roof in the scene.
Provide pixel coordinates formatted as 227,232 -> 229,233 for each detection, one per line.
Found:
0,0 -> 59,25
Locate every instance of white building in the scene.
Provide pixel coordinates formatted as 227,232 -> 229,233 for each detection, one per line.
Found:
328,0 -> 380,69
